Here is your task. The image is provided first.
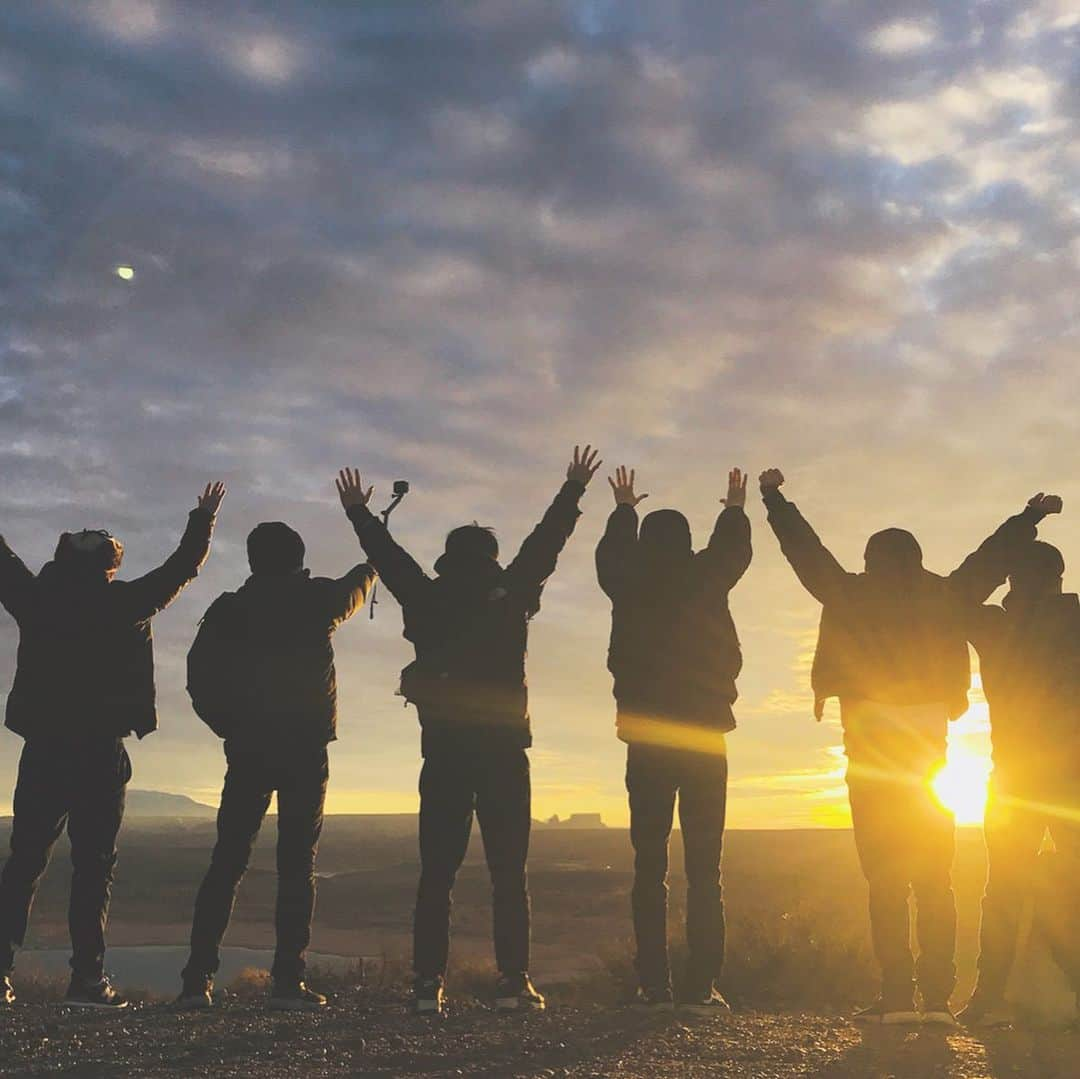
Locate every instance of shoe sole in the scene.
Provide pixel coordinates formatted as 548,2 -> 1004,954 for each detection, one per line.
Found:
63,1000 -> 129,1010
921,1013 -> 958,1027
853,1011 -> 920,1026
267,999 -> 326,1012
680,1004 -> 732,1016
496,998 -> 545,1012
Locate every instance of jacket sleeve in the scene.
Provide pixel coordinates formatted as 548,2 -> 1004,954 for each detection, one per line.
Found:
346,505 -> 431,608
504,480 -> 586,613
947,506 -> 1040,606
595,504 -> 638,600
322,563 -> 377,627
119,508 -> 216,622
0,537 -> 35,621
763,488 -> 852,606
694,506 -> 752,591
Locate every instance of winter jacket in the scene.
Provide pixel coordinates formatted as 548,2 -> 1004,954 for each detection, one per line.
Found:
347,480 -> 585,755
187,564 -> 374,749
763,490 -> 1041,721
596,504 -> 751,743
968,592 -> 1080,784
0,508 -> 216,741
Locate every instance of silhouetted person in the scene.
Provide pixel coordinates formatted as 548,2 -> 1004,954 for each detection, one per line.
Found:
760,468 -> 1056,1026
596,466 -> 751,1010
179,519 -> 375,1011
336,446 -> 601,1017
960,521 -> 1080,1027
0,482 -> 225,1008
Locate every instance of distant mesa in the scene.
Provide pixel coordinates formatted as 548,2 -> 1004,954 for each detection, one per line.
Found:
541,813 -> 606,829
125,790 -> 217,818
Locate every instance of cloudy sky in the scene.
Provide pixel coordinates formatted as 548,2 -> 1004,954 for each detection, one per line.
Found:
0,0 -> 1077,824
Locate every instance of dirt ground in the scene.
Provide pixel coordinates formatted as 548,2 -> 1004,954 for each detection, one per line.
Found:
0,989 -> 1076,1078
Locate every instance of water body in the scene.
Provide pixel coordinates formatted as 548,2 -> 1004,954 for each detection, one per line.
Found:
17,946 -> 374,995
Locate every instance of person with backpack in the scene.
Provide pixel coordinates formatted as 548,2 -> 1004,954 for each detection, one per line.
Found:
596,465 -> 752,1011
178,519 -> 374,1011
335,446 -> 601,1017
959,516 -> 1080,1027
759,468 -> 1060,1026
0,482 -> 225,1008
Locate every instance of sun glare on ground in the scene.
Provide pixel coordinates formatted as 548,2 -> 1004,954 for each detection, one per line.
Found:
932,744 -> 991,825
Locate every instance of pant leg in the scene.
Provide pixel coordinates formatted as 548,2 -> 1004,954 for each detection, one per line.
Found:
413,755 -> 476,979
64,740 -> 130,983
183,750 -> 272,981
1038,815 -> 1080,997
677,745 -> 729,994
626,743 -> 678,991
475,748 -> 532,975
0,743 -> 69,975
847,769 -> 916,1005
271,747 -> 328,982
973,787 -> 1044,1002
910,782 -> 958,1005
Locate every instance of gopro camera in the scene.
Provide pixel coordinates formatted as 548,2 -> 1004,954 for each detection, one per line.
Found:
393,480 -> 410,496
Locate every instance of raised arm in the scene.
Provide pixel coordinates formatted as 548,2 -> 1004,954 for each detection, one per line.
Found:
695,467 -> 753,590
118,483 -> 224,622
0,536 -> 36,621
596,465 -> 646,600
947,493 -> 1060,605
320,563 -> 378,627
760,468 -> 852,606
338,468 -> 431,608
505,444 -> 601,613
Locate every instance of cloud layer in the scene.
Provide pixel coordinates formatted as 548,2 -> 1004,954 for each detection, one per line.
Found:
0,0 -> 1077,822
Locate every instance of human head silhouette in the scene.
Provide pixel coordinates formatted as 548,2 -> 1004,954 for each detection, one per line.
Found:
247,522 -> 305,576
863,528 -> 923,578
639,509 -> 692,564
1007,540 -> 1065,603
54,530 -> 124,580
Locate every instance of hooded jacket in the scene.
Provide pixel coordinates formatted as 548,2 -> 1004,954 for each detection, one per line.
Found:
346,480 -> 585,755
596,503 -> 752,743
763,489 -> 1041,721
968,592 -> 1080,782
0,509 -> 216,742
188,564 -> 375,749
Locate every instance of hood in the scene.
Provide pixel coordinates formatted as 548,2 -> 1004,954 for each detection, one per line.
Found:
639,509 -> 692,567
863,528 -> 924,579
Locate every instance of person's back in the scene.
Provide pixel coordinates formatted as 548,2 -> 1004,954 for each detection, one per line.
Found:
962,536 -> 1080,1025
180,519 -> 374,1013
337,448 -> 600,1017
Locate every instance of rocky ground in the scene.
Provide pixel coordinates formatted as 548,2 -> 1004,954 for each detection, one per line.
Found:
0,988 -> 1076,1078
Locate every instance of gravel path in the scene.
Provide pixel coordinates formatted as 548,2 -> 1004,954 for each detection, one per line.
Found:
0,991 -> 1076,1078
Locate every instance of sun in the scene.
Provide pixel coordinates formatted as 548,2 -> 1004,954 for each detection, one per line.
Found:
931,746 -> 991,825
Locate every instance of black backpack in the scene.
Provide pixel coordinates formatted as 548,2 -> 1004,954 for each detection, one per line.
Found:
186,593 -> 244,739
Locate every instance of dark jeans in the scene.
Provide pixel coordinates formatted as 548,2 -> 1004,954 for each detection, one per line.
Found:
843,702 -> 956,1006
625,741 -> 728,995
975,776 -> 1080,1001
413,747 -> 531,979
183,743 -> 328,984
0,738 -> 130,982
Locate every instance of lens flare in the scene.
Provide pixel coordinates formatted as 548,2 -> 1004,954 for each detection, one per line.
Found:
931,746 -> 991,824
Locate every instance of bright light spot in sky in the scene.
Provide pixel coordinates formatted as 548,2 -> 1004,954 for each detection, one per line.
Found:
932,744 -> 991,824
115,265 -> 135,280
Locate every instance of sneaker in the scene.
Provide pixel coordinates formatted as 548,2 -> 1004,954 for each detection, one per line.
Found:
632,984 -> 675,1010
681,985 -> 732,1015
957,995 -> 1012,1028
921,1001 -> 958,1027
1,976 -> 14,1005
65,975 -> 128,1009
412,976 -> 448,1018
852,997 -> 920,1026
495,972 -> 546,1013
268,980 -> 327,1012
176,975 -> 214,1010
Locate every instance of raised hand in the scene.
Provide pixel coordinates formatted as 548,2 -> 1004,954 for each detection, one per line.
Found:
336,468 -> 375,511
567,444 -> 602,486
759,468 -> 785,492
722,468 -> 748,508
608,465 -> 648,507
197,482 -> 227,516
1027,492 -> 1063,519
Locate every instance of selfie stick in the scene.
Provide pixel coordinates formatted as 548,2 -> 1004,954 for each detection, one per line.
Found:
370,481 -> 409,620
